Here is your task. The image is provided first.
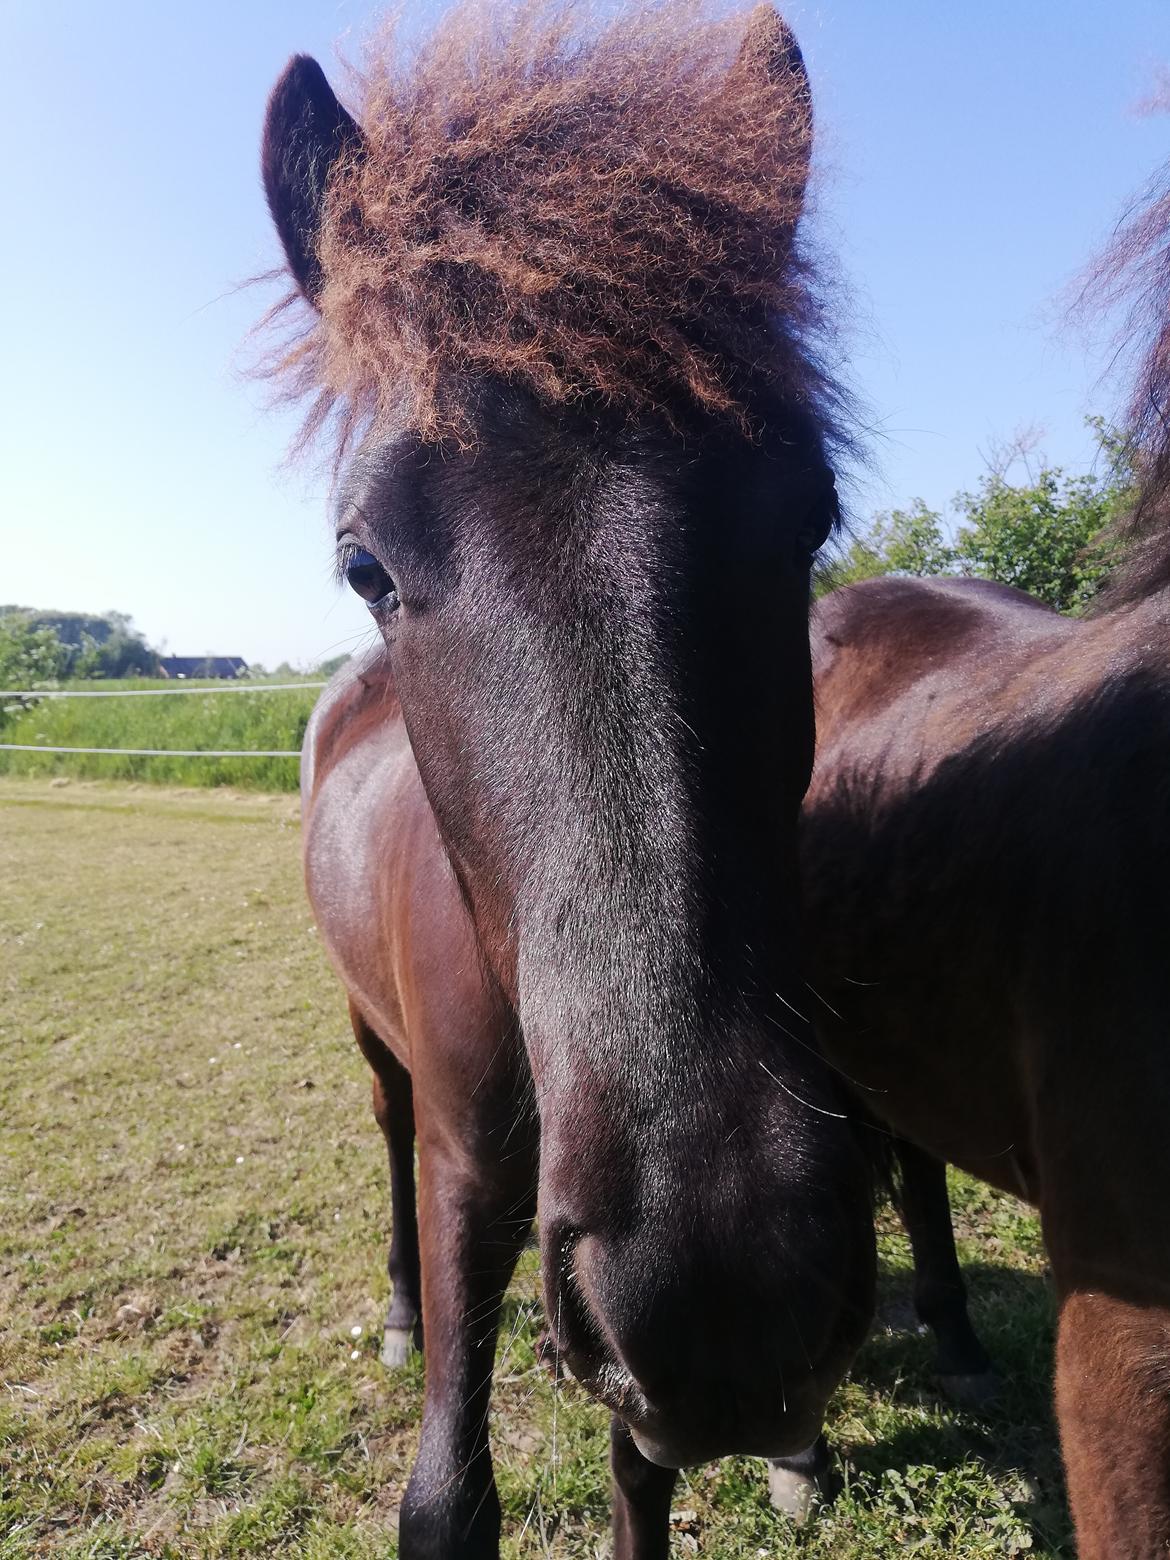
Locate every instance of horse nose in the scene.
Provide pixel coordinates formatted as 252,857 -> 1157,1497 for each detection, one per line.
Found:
549,1221 -> 759,1414
542,1191 -> 874,1464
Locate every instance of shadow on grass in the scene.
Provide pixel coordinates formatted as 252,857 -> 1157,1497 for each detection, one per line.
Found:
844,1261 -> 1072,1554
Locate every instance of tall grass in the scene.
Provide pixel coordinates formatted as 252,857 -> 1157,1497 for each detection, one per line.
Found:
0,679 -> 324,790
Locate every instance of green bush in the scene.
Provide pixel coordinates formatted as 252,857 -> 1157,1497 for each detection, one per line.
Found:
0,617 -> 71,688
819,419 -> 1136,614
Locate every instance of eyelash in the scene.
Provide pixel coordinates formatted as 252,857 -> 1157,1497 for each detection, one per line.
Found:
334,540 -> 360,589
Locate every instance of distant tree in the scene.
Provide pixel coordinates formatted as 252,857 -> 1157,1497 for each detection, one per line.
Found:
0,617 -> 70,688
951,428 -> 1133,613
314,653 -> 352,679
818,500 -> 953,593
73,623 -> 157,679
1,607 -> 157,678
24,610 -> 120,651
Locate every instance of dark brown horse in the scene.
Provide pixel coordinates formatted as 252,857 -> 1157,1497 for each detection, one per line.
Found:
797,166 -> 1170,1557
261,6 -> 876,1556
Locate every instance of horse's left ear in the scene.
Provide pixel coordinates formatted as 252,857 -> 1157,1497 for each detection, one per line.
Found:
262,55 -> 363,306
737,6 -> 813,216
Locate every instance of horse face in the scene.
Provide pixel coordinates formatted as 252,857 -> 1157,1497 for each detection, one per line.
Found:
333,405 -> 873,1462
263,36 -> 874,1467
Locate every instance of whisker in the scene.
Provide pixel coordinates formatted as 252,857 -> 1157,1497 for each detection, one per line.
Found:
757,1058 -> 849,1119
762,1008 -> 886,1095
773,988 -> 810,1024
804,979 -> 847,1018
551,1287 -> 563,1503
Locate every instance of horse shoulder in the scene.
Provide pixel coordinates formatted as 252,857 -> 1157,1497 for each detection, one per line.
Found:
301,655 -> 435,1063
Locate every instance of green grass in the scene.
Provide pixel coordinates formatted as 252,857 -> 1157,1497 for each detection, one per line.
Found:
0,777 -> 1072,1556
0,679 -> 324,791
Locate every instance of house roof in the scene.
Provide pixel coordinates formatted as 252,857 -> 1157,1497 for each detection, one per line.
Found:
157,656 -> 248,679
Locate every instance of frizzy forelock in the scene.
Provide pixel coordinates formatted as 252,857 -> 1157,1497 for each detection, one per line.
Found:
264,0 -> 836,453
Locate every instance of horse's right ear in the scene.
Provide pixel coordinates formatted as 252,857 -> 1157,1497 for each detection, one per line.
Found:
262,56 -> 362,306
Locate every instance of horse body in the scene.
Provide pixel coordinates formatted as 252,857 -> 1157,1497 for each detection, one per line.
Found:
804,572 -> 1170,1555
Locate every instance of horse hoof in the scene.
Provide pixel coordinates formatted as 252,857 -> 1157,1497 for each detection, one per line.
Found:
381,1326 -> 415,1369
767,1463 -> 821,1523
938,1370 -> 1000,1408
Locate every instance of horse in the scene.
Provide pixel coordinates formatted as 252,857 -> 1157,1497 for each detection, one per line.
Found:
260,6 -> 877,1555
794,162 -> 1170,1557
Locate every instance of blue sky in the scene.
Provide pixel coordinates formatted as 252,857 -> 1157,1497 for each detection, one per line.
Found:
2,0 -> 1166,667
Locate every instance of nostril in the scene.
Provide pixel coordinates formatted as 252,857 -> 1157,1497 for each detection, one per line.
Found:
542,1220 -> 583,1300
566,1235 -> 680,1406
568,1233 -> 602,1310
541,1227 -> 659,1422
564,1233 -> 627,1354
541,1221 -> 592,1349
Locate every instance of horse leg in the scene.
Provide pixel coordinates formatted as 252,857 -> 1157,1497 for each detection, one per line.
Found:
895,1138 -> 996,1404
1053,1287 -> 1170,1559
350,1001 -> 422,1367
398,1128 -> 536,1560
766,1434 -> 832,1520
610,1418 -> 677,1559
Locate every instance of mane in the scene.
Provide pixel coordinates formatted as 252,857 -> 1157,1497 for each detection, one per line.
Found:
265,0 -> 843,455
1084,154 -> 1170,607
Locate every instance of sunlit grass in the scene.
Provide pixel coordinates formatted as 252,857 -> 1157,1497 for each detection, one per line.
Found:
0,779 -> 1070,1555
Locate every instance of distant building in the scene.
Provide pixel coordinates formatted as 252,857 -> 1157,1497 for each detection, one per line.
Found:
157,656 -> 248,680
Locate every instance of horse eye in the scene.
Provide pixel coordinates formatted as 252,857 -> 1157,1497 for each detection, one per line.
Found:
799,507 -> 835,555
343,546 -> 399,608
797,476 -> 839,555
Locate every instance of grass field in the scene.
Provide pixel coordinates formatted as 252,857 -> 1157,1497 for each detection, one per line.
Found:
0,680 -> 320,791
1,778 -> 1072,1557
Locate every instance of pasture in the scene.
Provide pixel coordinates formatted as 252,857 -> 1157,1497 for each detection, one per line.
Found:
1,778 -> 1069,1557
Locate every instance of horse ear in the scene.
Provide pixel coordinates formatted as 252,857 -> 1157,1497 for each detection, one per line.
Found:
262,56 -> 362,306
737,6 -> 813,215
